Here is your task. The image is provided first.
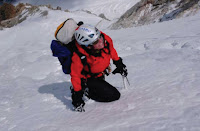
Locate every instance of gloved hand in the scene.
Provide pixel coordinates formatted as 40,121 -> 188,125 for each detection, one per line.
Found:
77,21 -> 84,26
71,90 -> 85,112
112,57 -> 128,77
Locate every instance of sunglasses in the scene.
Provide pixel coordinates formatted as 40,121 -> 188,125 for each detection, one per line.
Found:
86,35 -> 102,47
93,35 -> 103,45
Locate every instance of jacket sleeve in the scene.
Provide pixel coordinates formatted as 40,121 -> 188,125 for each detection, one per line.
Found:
70,52 -> 84,92
102,32 -> 120,61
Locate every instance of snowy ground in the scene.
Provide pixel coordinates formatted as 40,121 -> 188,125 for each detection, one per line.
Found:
1,2 -> 200,131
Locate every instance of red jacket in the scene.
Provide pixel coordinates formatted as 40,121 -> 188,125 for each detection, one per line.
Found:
70,32 -> 120,91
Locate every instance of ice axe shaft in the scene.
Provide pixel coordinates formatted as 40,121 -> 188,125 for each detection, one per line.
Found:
122,75 -> 130,89
125,76 -> 130,86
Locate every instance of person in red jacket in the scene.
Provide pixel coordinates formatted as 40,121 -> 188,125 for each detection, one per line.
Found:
71,24 -> 128,112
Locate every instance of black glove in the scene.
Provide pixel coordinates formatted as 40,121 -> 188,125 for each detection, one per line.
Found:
71,90 -> 85,112
112,57 -> 128,77
77,21 -> 84,26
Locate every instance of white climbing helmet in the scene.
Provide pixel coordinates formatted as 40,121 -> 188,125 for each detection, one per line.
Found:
74,24 -> 101,46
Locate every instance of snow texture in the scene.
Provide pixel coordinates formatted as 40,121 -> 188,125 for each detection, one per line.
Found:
1,0 -> 200,131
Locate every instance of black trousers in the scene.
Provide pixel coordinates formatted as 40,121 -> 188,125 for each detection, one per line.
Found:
86,77 -> 120,102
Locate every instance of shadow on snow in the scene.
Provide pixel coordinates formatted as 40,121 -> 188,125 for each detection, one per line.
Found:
38,82 -> 74,111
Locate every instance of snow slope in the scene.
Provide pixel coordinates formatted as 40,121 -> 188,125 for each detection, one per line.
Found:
1,4 -> 200,131
16,0 -> 141,20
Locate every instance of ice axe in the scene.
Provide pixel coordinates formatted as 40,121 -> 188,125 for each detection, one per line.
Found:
122,74 -> 130,89
112,67 -> 130,89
